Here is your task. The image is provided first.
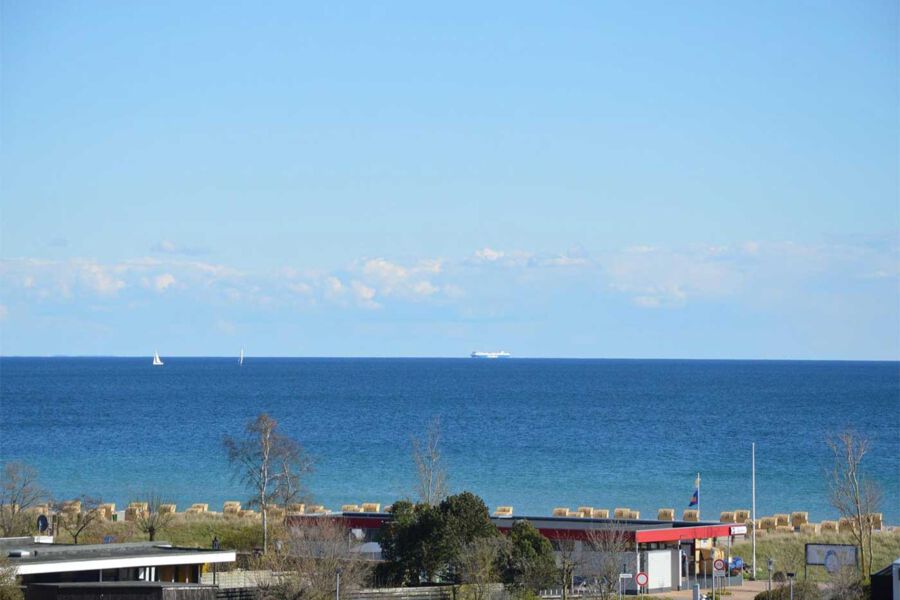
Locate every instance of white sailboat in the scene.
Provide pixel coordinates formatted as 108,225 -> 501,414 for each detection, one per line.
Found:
239,348 -> 244,366
152,351 -> 164,366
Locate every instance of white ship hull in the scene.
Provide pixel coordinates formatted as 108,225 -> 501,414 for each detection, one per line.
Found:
470,351 -> 511,359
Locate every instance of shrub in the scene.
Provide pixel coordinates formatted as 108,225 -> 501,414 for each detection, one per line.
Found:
753,581 -> 821,600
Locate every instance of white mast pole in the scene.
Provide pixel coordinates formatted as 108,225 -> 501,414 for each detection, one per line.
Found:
752,442 -> 757,579
696,472 -> 701,520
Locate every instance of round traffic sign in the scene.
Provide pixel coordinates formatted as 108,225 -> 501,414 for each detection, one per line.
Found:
714,559 -> 726,571
635,572 -> 648,587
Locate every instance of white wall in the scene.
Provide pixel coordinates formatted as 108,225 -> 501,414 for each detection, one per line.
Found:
642,549 -> 674,591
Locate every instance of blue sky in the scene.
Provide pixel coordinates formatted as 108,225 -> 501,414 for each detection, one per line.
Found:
1,0 -> 897,358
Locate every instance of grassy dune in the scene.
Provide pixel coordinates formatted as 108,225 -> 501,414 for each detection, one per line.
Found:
55,513 -> 264,552
730,530 -> 900,582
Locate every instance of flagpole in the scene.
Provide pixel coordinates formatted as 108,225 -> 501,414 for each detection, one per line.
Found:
696,472 -> 701,521
752,442 -> 757,580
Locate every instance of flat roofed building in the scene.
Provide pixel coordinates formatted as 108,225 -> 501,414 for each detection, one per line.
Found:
295,511 -> 747,594
26,582 -> 217,600
1,538 -> 236,586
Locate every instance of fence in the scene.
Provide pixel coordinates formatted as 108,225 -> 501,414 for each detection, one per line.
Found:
686,575 -> 744,590
216,588 -> 259,600
203,575 -> 482,600
349,585 -> 457,600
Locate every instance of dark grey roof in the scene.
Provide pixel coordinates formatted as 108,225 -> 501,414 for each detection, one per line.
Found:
1,538 -> 232,567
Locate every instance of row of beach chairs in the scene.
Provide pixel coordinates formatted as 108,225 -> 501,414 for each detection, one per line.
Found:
27,500 -> 886,535
504,505 -> 886,534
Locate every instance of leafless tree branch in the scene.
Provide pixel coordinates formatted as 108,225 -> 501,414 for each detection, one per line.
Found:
412,417 -> 448,506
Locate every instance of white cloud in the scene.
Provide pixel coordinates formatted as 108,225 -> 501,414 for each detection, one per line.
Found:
363,258 -> 408,281
0,257 -> 238,302
357,258 -> 443,300
288,282 -> 314,296
470,247 -> 590,269
539,254 -> 590,267
605,246 -> 740,308
151,240 -> 208,256
631,286 -> 688,309
78,262 -> 126,295
2,237 -> 894,318
325,276 -> 345,298
153,240 -> 178,253
351,280 -> 380,309
411,281 -> 438,296
153,273 -> 176,292
474,247 -> 505,262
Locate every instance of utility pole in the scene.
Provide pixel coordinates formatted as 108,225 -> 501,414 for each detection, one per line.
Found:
696,473 -> 701,520
752,442 -> 757,580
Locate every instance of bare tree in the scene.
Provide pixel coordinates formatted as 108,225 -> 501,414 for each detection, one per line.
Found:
555,538 -> 580,600
54,496 -> 104,544
271,452 -> 312,514
0,555 -> 23,600
254,517 -> 372,600
582,523 -> 634,600
458,537 -> 506,600
412,417 -> 448,505
827,430 -> 882,578
0,462 -> 45,537
225,413 -> 312,553
133,494 -> 176,542
827,565 -> 866,600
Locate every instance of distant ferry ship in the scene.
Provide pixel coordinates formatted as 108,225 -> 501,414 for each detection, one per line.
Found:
470,351 -> 511,359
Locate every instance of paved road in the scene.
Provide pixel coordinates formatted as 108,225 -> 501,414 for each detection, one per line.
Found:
660,579 -> 769,599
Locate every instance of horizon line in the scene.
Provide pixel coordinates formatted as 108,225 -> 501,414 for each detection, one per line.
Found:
1,354 -> 898,363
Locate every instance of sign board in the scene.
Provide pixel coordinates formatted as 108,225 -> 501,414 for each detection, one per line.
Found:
635,572 -> 648,587
730,525 -> 747,535
619,573 -> 632,579
713,559 -> 726,575
805,544 -> 857,573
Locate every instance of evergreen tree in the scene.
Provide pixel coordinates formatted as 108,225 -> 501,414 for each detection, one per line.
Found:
500,520 -> 558,591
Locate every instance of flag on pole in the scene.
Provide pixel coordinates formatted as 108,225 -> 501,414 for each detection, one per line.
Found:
688,487 -> 699,507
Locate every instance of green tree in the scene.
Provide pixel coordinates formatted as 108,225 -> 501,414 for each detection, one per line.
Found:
499,521 -> 558,591
458,537 -> 507,600
439,492 -> 499,582
376,492 -> 500,586
377,501 -> 451,585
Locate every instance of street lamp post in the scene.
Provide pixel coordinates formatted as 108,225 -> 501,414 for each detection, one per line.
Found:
767,558 -> 774,593
212,537 -> 220,586
787,572 -> 795,600
336,568 -> 342,600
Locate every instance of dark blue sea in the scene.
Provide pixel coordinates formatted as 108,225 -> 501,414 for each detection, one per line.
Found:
1,358 -> 897,523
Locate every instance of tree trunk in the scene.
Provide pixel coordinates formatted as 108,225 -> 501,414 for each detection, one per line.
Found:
149,526 -> 156,542
262,507 -> 268,554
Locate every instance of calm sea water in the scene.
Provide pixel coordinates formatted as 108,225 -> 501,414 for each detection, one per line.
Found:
0,358 -> 897,523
